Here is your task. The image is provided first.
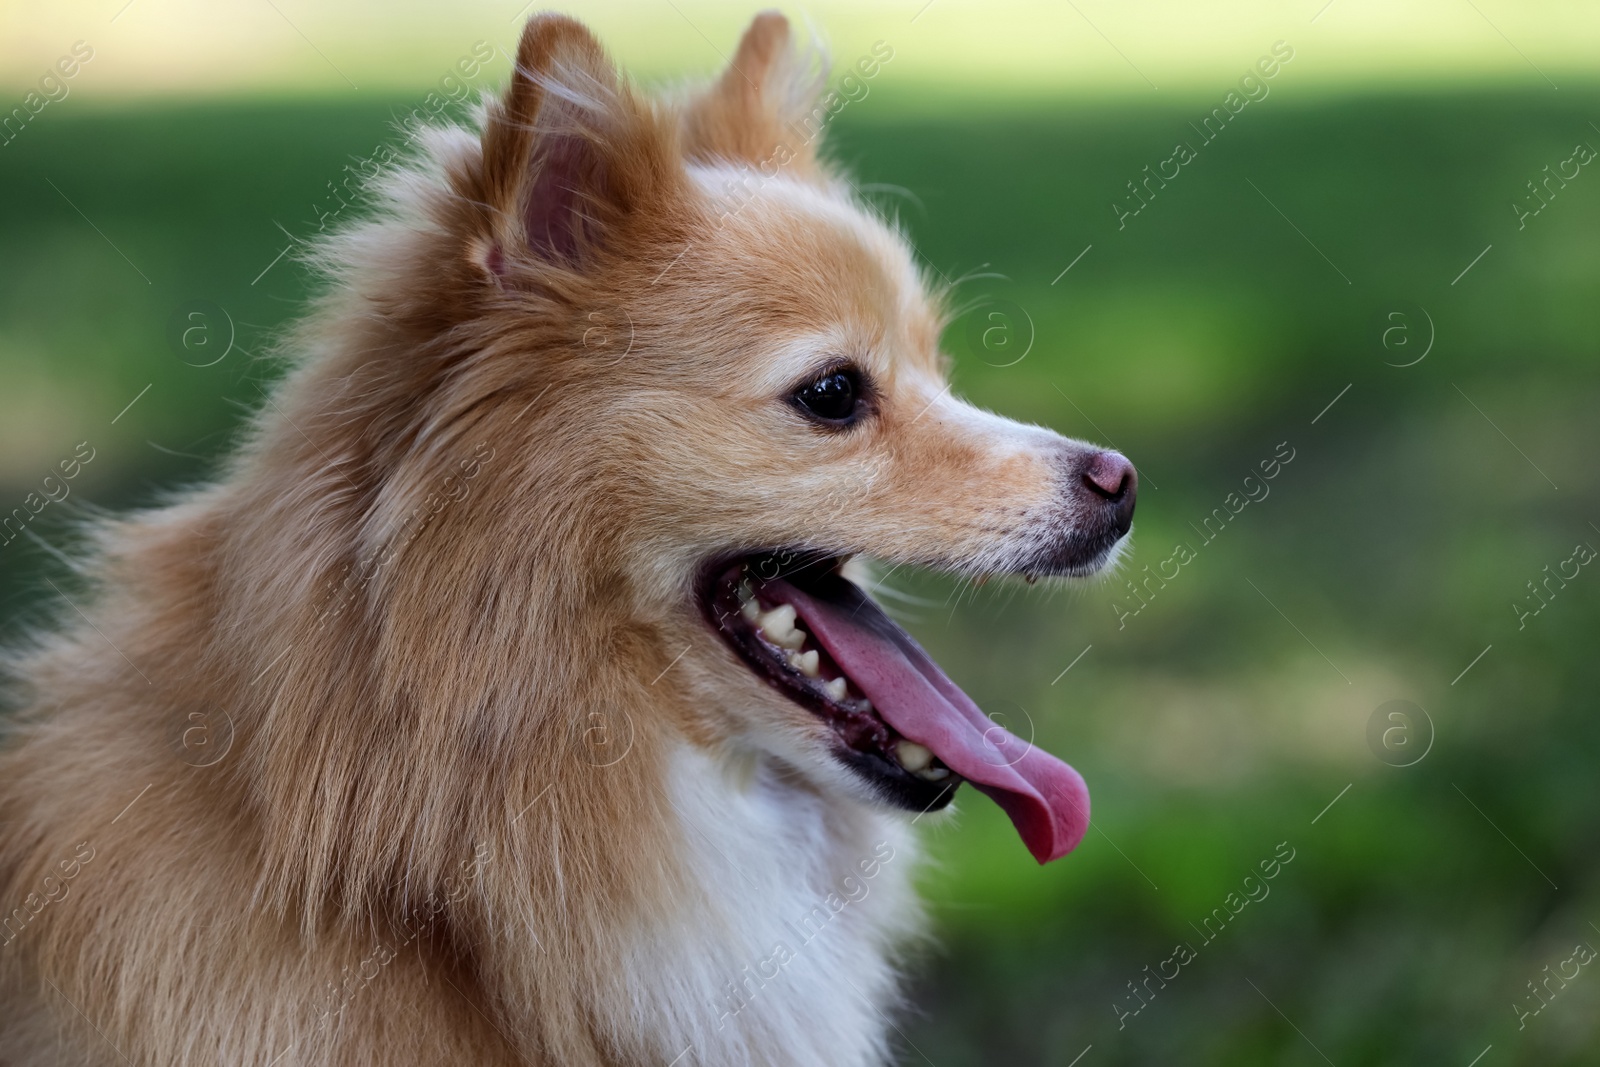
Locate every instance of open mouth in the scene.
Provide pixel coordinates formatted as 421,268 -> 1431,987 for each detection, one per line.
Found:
699,551 -> 1091,864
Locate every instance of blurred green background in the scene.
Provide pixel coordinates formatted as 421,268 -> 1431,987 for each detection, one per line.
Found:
3,1 -> 1598,1064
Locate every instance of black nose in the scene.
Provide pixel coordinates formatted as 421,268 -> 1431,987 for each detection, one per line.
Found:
1081,449 -> 1137,533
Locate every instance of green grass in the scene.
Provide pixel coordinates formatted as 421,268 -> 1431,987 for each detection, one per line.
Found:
2,83 -> 1599,1064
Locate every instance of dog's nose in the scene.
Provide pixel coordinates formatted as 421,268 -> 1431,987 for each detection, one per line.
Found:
1083,450 -> 1135,501
1080,449 -> 1137,532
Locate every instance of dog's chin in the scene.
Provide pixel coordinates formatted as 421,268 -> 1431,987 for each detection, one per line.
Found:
1012,521 -> 1133,582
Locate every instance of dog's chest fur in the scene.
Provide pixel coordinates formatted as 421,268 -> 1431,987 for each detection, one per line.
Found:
603,744 -> 921,1067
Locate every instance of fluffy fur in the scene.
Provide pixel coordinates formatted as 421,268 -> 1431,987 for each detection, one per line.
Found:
0,12 -> 1125,1065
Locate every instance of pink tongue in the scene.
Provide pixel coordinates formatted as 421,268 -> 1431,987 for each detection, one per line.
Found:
770,577 -> 1089,864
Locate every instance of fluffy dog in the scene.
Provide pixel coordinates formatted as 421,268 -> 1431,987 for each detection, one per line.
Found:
0,11 -> 1134,1065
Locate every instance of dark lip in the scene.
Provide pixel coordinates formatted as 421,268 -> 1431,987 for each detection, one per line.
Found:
694,549 -> 961,814
1024,526 -> 1129,578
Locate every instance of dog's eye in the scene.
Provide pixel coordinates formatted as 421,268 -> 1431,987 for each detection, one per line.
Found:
792,369 -> 863,426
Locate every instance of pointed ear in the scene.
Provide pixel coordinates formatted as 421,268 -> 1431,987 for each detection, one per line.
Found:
682,11 -> 829,178
471,13 -> 678,276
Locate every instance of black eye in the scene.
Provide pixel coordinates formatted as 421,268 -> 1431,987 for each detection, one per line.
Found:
791,368 -> 864,426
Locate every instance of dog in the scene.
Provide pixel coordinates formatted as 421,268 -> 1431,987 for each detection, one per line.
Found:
0,11 -> 1135,1065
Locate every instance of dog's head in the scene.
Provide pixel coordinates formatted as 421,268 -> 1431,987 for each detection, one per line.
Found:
393,12 -> 1134,863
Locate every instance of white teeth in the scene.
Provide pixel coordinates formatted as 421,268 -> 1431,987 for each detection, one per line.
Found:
738,581 -> 759,621
916,767 -> 950,782
895,740 -> 933,772
788,649 -> 820,678
757,604 -> 807,650
823,677 -> 848,702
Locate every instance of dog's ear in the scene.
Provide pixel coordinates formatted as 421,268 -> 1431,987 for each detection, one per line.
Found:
682,11 -> 829,179
468,13 -> 679,278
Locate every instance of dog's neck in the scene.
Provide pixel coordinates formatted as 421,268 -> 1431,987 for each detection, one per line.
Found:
484,740 -> 922,1066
